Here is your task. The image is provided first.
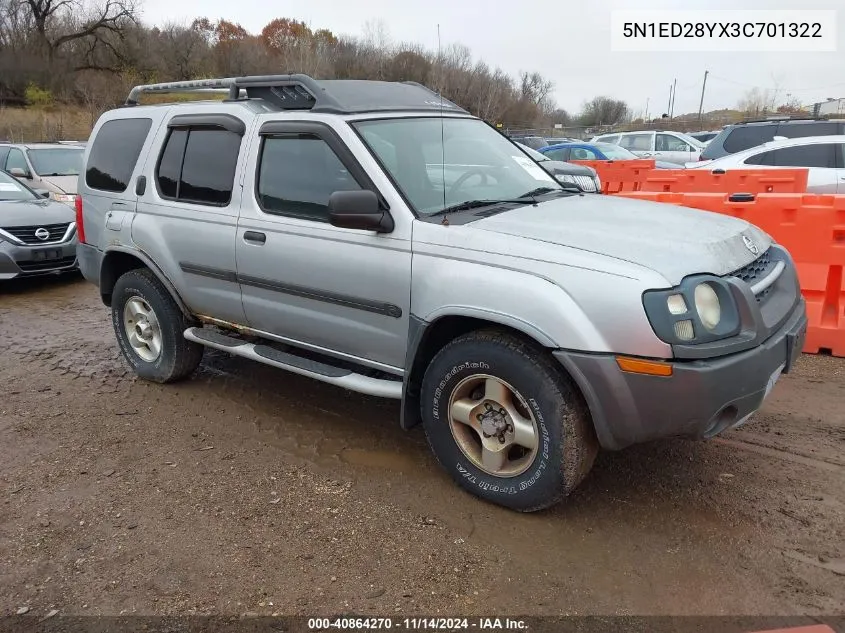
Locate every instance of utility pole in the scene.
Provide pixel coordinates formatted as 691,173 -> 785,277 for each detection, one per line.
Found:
669,78 -> 677,119
645,97 -> 649,122
667,83 -> 672,116
697,70 -> 709,127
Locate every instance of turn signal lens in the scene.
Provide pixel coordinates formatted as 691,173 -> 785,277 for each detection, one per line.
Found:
666,293 -> 687,315
616,356 -> 673,377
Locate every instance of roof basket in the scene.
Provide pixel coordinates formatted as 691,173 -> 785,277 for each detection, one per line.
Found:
124,73 -> 468,115
124,74 -> 338,111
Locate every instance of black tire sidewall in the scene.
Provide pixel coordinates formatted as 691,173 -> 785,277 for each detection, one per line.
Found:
421,339 -> 569,511
112,272 -> 181,381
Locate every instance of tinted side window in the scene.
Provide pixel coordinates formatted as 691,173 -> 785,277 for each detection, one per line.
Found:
86,118 -> 152,192
180,129 -> 241,205
154,128 -> 241,206
156,129 -> 188,199
570,147 -> 597,160
257,135 -> 362,222
723,125 -> 777,153
743,150 -> 774,166
769,144 -> 837,168
777,122 -> 838,139
546,148 -> 570,161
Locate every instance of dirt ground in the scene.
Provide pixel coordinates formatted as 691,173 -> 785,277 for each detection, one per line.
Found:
1,273 -> 843,622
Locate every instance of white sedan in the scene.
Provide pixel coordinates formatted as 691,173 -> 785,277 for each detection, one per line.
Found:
687,135 -> 845,193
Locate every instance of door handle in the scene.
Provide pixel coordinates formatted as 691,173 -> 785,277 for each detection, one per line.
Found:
243,230 -> 266,245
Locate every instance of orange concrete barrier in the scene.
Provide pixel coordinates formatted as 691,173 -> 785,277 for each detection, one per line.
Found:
615,192 -> 845,357
572,159 -> 810,194
569,159 -> 655,193
639,168 -> 809,194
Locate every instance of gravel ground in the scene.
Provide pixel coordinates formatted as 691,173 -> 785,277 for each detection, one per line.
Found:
1,273 -> 843,623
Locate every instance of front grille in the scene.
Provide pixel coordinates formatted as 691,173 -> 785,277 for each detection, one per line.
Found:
573,175 -> 597,192
17,255 -> 76,272
1,222 -> 71,244
726,248 -> 779,303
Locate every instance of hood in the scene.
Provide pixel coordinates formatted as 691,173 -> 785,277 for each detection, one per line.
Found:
0,198 -> 76,227
38,175 -> 79,194
471,194 -> 770,285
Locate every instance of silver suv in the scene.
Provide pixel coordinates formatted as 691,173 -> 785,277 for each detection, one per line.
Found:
76,74 -> 808,512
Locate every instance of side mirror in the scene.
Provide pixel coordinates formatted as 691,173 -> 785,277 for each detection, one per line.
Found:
328,190 -> 393,233
9,167 -> 30,179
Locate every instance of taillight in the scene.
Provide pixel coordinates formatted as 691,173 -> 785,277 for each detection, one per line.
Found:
74,195 -> 86,244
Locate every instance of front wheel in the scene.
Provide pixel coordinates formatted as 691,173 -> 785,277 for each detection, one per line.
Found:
111,268 -> 203,383
420,329 -> 597,512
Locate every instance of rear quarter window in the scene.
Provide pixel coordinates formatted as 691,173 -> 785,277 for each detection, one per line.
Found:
86,118 -> 152,193
776,122 -> 839,139
722,125 -> 777,153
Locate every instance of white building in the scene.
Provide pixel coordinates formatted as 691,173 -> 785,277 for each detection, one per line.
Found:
813,98 -> 845,117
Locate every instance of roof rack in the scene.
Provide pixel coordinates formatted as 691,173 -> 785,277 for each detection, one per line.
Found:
124,74 -> 467,115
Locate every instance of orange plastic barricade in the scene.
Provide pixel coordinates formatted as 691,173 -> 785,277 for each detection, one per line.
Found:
638,168 -> 809,194
615,192 -> 845,357
569,159 -> 655,193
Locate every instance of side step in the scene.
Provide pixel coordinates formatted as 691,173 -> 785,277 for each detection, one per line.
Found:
184,327 -> 402,399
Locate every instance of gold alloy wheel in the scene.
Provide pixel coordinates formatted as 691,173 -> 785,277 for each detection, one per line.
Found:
447,374 -> 540,477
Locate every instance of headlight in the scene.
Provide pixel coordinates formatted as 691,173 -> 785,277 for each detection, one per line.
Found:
50,192 -> 76,205
694,282 -> 721,330
642,276 -> 740,346
556,174 -> 576,184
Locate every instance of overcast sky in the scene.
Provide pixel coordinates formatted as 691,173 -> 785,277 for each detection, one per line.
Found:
138,0 -> 844,117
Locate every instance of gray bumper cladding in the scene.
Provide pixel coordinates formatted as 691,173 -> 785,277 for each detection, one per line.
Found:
555,300 -> 808,451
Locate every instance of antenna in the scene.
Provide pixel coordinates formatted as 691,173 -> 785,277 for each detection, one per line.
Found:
437,23 -> 447,221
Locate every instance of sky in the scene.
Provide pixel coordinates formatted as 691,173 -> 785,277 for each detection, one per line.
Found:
138,0 -> 845,118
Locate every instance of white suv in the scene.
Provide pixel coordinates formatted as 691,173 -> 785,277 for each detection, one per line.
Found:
590,131 -> 704,165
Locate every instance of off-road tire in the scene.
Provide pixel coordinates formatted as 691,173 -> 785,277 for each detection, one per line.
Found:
420,329 -> 597,512
112,268 -> 203,383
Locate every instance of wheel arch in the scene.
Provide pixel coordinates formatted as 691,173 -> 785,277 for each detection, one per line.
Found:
401,311 -> 564,430
100,247 -> 191,318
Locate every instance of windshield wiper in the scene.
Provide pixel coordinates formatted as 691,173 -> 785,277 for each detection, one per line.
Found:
430,198 -> 537,217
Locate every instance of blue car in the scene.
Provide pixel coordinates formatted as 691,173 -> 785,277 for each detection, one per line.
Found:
538,142 -> 677,169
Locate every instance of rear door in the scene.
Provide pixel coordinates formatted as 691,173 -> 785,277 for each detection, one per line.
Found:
130,111 -> 252,324
655,132 -> 699,165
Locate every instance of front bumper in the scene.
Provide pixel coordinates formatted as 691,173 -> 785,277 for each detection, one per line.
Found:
555,298 -> 808,450
0,238 -> 78,280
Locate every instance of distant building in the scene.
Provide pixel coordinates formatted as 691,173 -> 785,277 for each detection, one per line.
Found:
812,98 -> 845,117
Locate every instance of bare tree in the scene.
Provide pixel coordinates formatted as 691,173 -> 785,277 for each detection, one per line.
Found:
579,96 -> 629,126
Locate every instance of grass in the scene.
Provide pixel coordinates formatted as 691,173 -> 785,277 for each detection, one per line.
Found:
0,106 -> 93,143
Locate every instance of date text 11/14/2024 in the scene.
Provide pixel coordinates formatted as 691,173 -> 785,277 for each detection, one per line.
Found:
307,617 -> 529,630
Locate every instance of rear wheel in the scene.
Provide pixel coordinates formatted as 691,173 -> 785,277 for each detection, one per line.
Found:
420,329 -> 597,512
111,268 -> 203,383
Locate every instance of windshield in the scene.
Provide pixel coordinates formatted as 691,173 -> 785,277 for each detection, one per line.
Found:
353,117 -> 560,216
26,148 -> 84,176
515,142 -> 549,162
0,170 -> 37,201
594,143 -> 638,160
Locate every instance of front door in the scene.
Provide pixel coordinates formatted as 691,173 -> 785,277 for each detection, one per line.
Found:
655,133 -> 699,165
236,120 -> 412,372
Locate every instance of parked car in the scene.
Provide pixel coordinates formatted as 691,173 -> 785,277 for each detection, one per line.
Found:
538,141 -> 678,169
544,137 -> 575,145
700,118 -> 845,161
689,131 -> 721,144
514,142 -> 602,192
0,169 -> 78,279
0,143 -> 85,205
76,74 -> 806,512
590,131 -> 705,165
689,135 -> 845,193
508,135 -> 548,150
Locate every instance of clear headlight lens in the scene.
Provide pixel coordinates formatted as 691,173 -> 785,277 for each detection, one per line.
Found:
694,282 -> 721,330
50,192 -> 76,205
666,293 -> 687,315
556,174 -> 576,184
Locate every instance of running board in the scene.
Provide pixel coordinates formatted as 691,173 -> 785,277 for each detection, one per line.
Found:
184,327 -> 402,399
